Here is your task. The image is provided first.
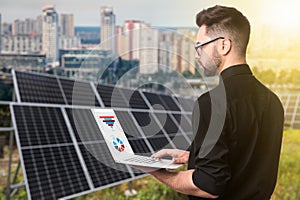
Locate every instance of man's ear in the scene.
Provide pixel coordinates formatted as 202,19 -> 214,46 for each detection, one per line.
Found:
219,38 -> 231,56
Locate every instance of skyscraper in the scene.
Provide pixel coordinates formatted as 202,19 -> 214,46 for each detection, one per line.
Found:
120,20 -> 159,74
42,5 -> 59,65
100,6 -> 116,54
60,14 -> 74,37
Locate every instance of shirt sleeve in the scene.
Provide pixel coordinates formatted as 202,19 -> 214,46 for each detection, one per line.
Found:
191,94 -> 231,196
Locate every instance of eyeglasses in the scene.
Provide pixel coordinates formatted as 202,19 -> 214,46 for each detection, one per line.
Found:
195,37 -> 224,55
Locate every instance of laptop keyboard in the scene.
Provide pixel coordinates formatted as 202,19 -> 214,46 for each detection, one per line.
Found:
124,156 -> 161,164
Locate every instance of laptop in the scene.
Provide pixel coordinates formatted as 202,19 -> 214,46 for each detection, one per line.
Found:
91,108 -> 182,169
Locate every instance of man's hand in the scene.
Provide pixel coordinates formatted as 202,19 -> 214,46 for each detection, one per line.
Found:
151,149 -> 190,164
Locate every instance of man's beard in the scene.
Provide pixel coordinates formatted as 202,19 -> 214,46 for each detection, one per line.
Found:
196,46 -> 222,77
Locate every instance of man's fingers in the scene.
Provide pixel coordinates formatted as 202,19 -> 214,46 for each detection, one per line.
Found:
173,157 -> 187,164
151,149 -> 172,158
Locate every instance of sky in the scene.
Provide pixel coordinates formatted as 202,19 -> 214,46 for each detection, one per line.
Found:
1,0 -> 300,29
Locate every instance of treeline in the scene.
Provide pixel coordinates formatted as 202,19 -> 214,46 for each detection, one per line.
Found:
252,67 -> 300,86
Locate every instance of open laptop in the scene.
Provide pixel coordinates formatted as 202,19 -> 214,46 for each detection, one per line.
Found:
91,108 -> 182,169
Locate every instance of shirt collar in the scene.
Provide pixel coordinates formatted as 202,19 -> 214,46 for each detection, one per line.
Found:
220,64 -> 252,80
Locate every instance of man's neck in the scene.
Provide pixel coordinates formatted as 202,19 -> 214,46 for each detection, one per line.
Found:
218,57 -> 247,74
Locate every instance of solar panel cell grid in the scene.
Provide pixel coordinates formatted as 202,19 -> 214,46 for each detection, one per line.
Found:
154,113 -> 180,134
143,92 -> 166,110
59,78 -> 100,106
115,111 -> 143,138
172,114 -> 192,133
131,111 -> 165,137
13,105 -> 72,146
78,143 -> 132,188
147,137 -> 170,151
170,134 -> 190,150
175,97 -> 194,112
96,84 -> 128,108
285,114 -> 293,122
119,88 -> 149,109
115,111 -> 152,155
22,146 -> 90,200
286,107 -> 295,113
66,108 -> 104,142
15,71 -> 66,104
158,94 -> 180,111
126,138 -> 152,155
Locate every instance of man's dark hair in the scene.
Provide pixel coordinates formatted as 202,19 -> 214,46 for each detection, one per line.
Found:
196,5 -> 250,55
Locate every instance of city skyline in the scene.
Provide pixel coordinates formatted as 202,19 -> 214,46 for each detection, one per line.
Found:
1,0 -> 300,29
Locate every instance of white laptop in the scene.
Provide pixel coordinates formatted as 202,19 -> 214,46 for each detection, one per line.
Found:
91,108 -> 182,169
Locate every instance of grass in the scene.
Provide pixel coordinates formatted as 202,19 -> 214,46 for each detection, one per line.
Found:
271,129 -> 300,200
1,130 -> 299,199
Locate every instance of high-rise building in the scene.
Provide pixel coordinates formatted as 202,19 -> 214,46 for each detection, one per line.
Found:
60,14 -> 74,37
36,15 -> 43,35
122,20 -> 142,60
100,6 -> 116,54
159,30 -> 176,73
139,24 -> 159,74
117,20 -> 159,74
42,5 -> 59,65
12,18 -> 41,35
2,34 -> 42,53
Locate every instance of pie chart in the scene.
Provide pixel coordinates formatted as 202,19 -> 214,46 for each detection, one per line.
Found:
112,137 -> 125,152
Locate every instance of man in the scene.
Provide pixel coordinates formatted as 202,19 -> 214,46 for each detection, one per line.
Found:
135,5 -> 284,200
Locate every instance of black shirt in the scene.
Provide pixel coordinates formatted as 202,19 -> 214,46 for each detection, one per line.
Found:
188,64 -> 284,200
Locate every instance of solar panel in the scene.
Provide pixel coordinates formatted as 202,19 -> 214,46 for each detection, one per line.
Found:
119,88 -> 149,109
66,108 -> 104,142
12,105 -> 90,200
14,70 -> 66,104
146,137 -> 171,151
158,94 -> 181,111
78,142 -> 132,188
11,69 -> 197,199
153,113 -> 190,150
186,114 -> 193,123
142,92 -> 166,110
13,105 -> 72,146
172,114 -> 192,133
22,146 -> 90,200
59,78 -> 100,107
131,111 -> 174,151
175,96 -> 195,112
96,84 -> 128,108
154,113 -> 180,134
115,111 -> 152,155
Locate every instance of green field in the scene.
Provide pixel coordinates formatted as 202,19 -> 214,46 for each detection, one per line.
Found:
1,130 -> 299,199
